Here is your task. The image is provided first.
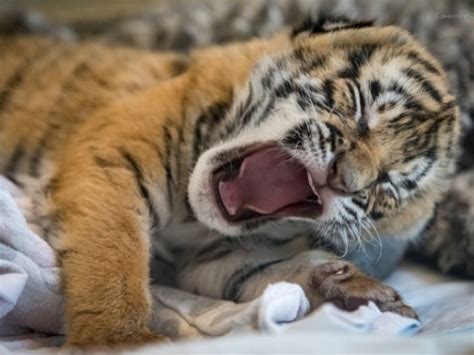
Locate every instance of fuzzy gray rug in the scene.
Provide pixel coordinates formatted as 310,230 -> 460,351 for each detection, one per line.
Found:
0,0 -> 473,275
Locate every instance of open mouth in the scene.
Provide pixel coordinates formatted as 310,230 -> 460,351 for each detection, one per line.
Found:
213,145 -> 323,223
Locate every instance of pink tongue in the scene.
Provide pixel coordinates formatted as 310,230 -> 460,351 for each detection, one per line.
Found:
218,148 -> 313,216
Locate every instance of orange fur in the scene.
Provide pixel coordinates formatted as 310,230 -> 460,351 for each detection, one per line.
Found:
0,24 -> 459,346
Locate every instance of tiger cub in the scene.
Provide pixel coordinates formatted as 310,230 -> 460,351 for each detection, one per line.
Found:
0,17 -> 460,346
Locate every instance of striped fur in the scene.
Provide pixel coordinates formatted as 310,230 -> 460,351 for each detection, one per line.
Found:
0,18 -> 461,346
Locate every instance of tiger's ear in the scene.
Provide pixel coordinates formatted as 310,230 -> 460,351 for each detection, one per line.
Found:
291,15 -> 374,38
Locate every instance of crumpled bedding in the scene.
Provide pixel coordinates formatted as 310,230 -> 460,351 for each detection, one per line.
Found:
0,177 -> 473,353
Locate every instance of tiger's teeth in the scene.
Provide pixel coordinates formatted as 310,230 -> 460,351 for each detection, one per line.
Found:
307,171 -> 322,204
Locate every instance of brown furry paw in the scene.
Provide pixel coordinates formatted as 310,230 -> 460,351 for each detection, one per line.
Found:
309,260 -> 418,319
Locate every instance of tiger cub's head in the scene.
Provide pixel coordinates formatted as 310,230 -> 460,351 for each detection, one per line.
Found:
189,17 -> 461,246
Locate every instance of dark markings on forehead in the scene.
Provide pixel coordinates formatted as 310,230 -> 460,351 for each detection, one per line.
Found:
402,68 -> 442,103
338,44 -> 378,80
388,81 -> 425,112
322,79 -> 335,109
354,81 -> 369,136
368,80 -> 382,102
347,81 -> 358,116
406,51 -> 442,75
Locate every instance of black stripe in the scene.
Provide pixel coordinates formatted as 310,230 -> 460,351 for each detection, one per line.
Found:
316,124 -> 327,160
292,47 -> 328,71
183,195 -> 196,223
163,127 -> 175,204
370,211 -> 384,220
3,143 -> 25,180
194,238 -> 234,264
322,79 -> 335,109
27,47 -> 85,177
282,127 -> 302,150
400,179 -> 418,191
406,51 -> 441,75
237,102 -> 258,130
351,197 -> 368,211
347,81 -> 358,117
0,67 -> 26,112
388,81 -> 425,112
175,93 -> 188,199
292,16 -> 374,37
266,236 -> 294,246
259,95 -> 276,122
324,122 -> 341,153
341,215 -> 352,227
354,82 -> 369,136
0,56 -> 35,113
355,82 -> 366,114
403,68 -> 442,103
28,122 -> 61,177
296,84 -> 317,111
0,42 -> 57,118
118,148 -> 160,228
283,120 -> 313,150
223,259 -> 285,302
192,101 -> 231,164
338,45 -> 377,79
368,80 -> 382,102
377,172 -> 390,183
274,80 -> 293,98
344,205 -> 358,219
94,155 -> 118,169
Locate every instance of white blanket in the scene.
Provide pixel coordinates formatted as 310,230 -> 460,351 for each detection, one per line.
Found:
0,177 -> 473,353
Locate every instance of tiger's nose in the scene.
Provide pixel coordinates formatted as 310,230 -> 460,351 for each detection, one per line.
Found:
328,145 -> 378,194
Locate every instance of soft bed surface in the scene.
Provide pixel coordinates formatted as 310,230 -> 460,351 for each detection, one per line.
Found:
122,263 -> 474,354
1,263 -> 472,353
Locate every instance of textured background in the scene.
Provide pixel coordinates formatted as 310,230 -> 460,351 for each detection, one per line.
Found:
0,0 -> 473,274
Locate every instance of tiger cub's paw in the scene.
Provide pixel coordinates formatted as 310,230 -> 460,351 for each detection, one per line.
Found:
308,260 -> 418,319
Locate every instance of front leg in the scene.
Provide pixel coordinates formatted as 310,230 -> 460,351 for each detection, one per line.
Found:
51,150 -> 167,346
177,235 -> 416,318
